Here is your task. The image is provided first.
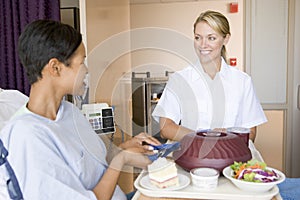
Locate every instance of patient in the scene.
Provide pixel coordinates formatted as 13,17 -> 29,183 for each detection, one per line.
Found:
0,19 -> 160,200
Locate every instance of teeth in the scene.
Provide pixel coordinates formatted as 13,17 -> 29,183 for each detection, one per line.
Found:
200,50 -> 210,55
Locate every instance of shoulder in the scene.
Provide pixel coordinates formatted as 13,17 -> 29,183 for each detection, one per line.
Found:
174,65 -> 195,76
221,65 -> 252,82
2,113 -> 47,137
61,100 -> 76,110
169,65 -> 197,81
0,113 -> 50,154
60,100 -> 83,117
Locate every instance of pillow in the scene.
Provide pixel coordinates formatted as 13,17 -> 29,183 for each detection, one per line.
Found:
0,89 -> 28,130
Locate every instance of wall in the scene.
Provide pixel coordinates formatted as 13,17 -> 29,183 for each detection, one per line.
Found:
245,0 -> 300,177
246,0 -> 288,104
289,0 -> 300,177
255,111 -> 284,171
84,0 -> 134,193
85,0 -> 133,135
130,0 -> 245,74
85,0 -> 131,100
243,0 -> 287,173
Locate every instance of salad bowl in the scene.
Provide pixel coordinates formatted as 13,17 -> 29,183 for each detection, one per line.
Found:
223,165 -> 286,193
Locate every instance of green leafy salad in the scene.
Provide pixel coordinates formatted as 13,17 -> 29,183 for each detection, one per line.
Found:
230,160 -> 280,183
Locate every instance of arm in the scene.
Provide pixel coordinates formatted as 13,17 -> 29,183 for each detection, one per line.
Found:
93,133 -> 159,200
160,117 -> 193,141
249,126 -> 257,142
102,132 -> 160,164
214,127 -> 257,142
239,77 -> 266,140
93,149 -> 151,200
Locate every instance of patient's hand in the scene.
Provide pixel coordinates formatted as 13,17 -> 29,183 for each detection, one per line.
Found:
110,147 -> 152,171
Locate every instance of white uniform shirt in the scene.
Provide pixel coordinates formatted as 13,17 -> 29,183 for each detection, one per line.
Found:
152,59 -> 267,131
0,101 -> 126,200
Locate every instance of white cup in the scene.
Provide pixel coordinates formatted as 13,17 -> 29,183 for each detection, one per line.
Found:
190,168 -> 219,190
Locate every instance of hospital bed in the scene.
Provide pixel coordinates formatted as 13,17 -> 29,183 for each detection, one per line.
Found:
0,88 -> 28,199
0,88 -> 299,200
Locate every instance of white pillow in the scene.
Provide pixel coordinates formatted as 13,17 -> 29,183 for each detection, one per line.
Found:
0,89 -> 28,130
0,89 -> 28,199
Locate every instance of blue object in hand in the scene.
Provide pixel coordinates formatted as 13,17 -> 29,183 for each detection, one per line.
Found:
143,142 -> 181,161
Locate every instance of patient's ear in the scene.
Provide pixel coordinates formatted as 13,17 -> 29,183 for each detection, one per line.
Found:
47,58 -> 62,77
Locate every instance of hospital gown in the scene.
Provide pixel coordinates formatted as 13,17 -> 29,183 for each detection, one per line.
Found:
0,101 -> 126,200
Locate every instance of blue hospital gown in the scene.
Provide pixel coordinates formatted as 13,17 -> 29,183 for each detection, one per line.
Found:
0,101 -> 126,200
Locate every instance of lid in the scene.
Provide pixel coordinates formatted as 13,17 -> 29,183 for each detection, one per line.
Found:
202,131 -> 222,137
191,168 -> 219,177
227,127 -> 250,134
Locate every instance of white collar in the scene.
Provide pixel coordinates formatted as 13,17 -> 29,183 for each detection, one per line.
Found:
191,58 -> 228,81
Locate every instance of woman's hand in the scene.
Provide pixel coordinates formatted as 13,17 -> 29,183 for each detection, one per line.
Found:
109,147 -> 152,171
94,147 -> 152,200
119,132 -> 161,152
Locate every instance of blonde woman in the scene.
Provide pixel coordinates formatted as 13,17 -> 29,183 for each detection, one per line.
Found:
153,10 -> 266,142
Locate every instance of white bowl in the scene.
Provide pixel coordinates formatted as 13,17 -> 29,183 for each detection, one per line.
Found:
190,168 -> 219,190
223,166 -> 286,193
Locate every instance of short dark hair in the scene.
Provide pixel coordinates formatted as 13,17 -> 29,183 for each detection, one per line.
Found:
18,19 -> 82,84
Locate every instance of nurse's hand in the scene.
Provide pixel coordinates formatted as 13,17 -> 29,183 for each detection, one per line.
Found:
119,132 -> 161,152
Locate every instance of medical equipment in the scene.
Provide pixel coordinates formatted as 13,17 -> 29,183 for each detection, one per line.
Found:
81,103 -> 115,134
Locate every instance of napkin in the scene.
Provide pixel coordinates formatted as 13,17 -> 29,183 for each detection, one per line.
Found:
278,178 -> 300,200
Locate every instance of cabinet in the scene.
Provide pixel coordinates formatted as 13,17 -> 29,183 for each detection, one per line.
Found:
131,72 -> 171,142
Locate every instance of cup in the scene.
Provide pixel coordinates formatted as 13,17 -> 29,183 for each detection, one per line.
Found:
227,127 -> 250,146
190,168 -> 219,190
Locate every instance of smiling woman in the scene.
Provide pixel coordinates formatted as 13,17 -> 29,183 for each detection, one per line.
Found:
193,11 -> 230,77
152,10 -> 267,143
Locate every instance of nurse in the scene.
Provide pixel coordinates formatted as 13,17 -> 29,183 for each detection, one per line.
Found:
152,10 -> 267,142
0,19 -> 160,200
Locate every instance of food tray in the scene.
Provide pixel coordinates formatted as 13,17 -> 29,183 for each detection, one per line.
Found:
133,141 -> 281,200
134,168 -> 279,200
